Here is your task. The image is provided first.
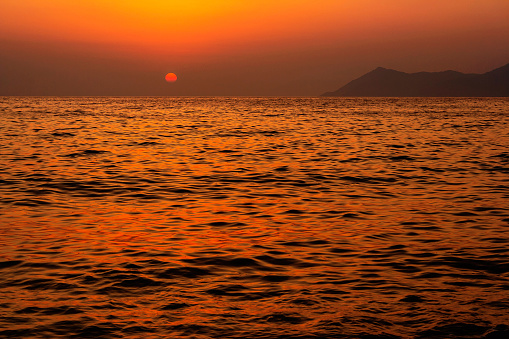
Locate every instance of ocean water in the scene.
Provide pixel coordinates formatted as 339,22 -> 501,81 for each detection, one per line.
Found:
0,97 -> 508,338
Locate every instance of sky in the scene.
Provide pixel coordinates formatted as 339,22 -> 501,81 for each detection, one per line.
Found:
1,0 -> 509,96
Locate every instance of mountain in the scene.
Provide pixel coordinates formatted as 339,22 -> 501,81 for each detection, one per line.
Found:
322,63 -> 509,97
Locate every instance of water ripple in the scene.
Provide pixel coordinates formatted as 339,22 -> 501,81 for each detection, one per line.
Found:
0,97 -> 508,338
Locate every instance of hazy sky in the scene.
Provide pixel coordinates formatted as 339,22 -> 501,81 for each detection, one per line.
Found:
1,0 -> 509,96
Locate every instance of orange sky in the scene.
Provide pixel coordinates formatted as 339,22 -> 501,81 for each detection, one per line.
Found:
1,0 -> 509,95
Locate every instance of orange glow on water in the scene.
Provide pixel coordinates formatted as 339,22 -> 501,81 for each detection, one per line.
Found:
1,97 -> 509,337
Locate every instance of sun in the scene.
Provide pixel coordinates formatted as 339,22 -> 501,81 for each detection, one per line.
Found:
165,73 -> 177,82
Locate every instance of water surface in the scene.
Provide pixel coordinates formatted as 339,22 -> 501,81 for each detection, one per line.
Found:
0,97 -> 508,338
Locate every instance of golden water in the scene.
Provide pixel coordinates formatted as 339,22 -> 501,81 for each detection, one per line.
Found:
0,97 -> 508,338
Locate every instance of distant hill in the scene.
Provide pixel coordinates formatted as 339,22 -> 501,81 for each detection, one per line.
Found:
322,63 -> 509,97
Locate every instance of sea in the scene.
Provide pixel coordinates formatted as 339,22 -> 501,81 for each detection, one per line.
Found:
0,97 -> 508,338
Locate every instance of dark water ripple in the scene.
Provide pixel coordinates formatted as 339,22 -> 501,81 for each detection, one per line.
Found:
1,97 -> 508,338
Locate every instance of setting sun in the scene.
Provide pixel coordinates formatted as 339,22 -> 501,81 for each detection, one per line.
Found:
165,73 -> 177,82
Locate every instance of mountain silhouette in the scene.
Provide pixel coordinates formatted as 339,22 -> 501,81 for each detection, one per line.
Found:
322,63 -> 509,97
